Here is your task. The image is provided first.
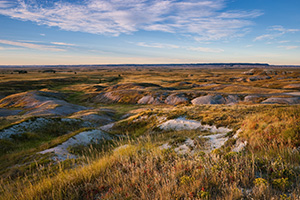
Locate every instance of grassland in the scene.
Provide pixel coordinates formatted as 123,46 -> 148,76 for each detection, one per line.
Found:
0,65 -> 300,199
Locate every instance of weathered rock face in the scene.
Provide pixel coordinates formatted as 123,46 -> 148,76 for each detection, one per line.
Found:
284,84 -> 300,89
94,92 -> 121,103
244,95 -> 263,103
0,91 -> 86,117
191,95 -> 226,105
236,78 -> 246,82
69,109 -> 115,125
247,76 -> 271,82
261,97 -> 300,105
225,95 -> 240,105
242,69 -> 254,75
164,93 -> 189,105
0,108 -> 22,117
263,69 -> 278,75
93,90 -> 144,104
138,95 -> 154,104
105,83 -> 161,92
137,95 -> 162,105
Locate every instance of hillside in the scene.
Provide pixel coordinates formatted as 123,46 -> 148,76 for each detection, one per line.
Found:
0,66 -> 300,199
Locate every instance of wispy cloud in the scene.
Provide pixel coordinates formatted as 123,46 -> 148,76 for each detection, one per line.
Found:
135,42 -> 223,53
0,46 -> 21,50
278,46 -> 298,50
254,34 -> 276,41
278,40 -> 290,44
51,42 -> 75,46
0,0 -> 262,41
137,42 -> 179,49
270,25 -> 299,33
0,0 -> 13,8
187,46 -> 224,53
0,39 -> 65,51
254,25 -> 299,41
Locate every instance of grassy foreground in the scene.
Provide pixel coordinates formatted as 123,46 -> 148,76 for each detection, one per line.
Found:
1,105 -> 300,200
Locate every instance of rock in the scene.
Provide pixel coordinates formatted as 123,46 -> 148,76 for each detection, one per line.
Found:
247,76 -> 271,82
244,95 -> 262,103
242,71 -> 254,75
69,109 -> 114,125
105,83 -> 161,91
137,95 -> 163,105
277,77 -> 292,80
164,93 -> 189,105
0,108 -> 22,117
284,84 -> 300,89
94,92 -> 119,103
39,129 -> 113,161
191,94 -> 225,105
0,91 -> 87,117
225,95 -> 240,105
0,118 -> 81,139
94,90 -> 143,104
236,78 -> 246,82
138,95 -> 154,104
263,69 -> 277,75
261,97 -> 300,105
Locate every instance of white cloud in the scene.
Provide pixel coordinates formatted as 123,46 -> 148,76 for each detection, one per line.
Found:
51,42 -> 75,46
40,33 -> 45,36
254,25 -> 299,41
135,42 -> 223,53
254,34 -> 276,41
0,0 -> 13,8
187,46 -> 224,53
278,40 -> 290,44
270,25 -> 299,33
218,10 -> 262,19
137,42 -> 179,49
0,39 -> 65,51
278,46 -> 298,50
0,0 -> 262,41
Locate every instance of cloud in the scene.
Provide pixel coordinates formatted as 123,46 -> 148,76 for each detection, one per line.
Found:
254,25 -> 299,41
51,42 -> 75,46
0,39 -> 65,51
270,25 -> 299,33
254,34 -> 276,41
135,42 -> 223,53
137,42 -> 179,49
0,46 -> 21,50
278,46 -> 298,50
187,46 -> 224,53
278,40 -> 290,44
0,0 -> 13,8
0,0 -> 262,41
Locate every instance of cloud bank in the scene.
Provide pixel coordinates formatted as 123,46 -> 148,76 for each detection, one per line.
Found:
0,0 -> 262,41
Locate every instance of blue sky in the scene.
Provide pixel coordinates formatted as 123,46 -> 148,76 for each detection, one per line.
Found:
0,0 -> 299,65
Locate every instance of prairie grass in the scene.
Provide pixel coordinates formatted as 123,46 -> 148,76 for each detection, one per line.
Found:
0,138 -> 298,199
1,66 -> 300,199
0,105 -> 299,199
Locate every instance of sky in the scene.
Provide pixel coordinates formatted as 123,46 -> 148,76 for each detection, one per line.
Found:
0,0 -> 299,65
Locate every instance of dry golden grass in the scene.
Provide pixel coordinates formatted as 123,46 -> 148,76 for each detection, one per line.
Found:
1,66 -> 300,199
1,106 -> 299,199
